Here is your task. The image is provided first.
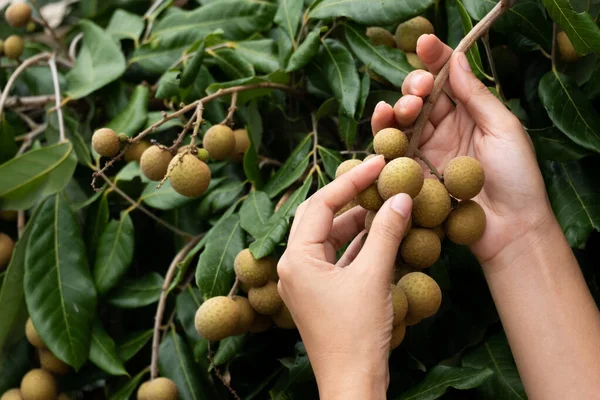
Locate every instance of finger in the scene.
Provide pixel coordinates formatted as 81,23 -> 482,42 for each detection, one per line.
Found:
327,206 -> 368,252
337,231 -> 367,268
416,34 -> 454,75
292,155 -> 385,245
393,95 -> 423,128
371,101 -> 398,135
354,193 -> 412,283
289,196 -> 311,240
401,70 -> 455,127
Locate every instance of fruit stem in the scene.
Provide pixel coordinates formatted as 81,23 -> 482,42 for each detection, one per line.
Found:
228,278 -> 240,297
415,149 -> 443,181
481,32 -> 505,102
48,53 -> 66,143
207,343 -> 242,400
221,91 -> 238,126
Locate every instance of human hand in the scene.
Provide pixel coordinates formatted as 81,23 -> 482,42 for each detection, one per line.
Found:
371,34 -> 555,265
277,156 -> 412,400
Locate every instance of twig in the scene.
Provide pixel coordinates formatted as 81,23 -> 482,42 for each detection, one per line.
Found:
321,21 -> 340,41
189,102 -> 204,147
17,211 -> 25,238
415,149 -> 443,181
208,343 -> 241,400
14,110 -> 39,130
69,33 -> 83,62
551,23 -> 557,69
405,0 -> 510,158
168,112 -> 198,152
30,0 -> 61,48
258,156 -> 282,168
221,92 -> 238,126
143,0 -> 167,42
48,53 -> 66,142
482,32 -> 505,102
339,150 -> 369,155
5,95 -> 56,109
275,188 -> 295,212
151,236 -> 202,379
17,123 -> 47,155
228,278 -> 240,297
311,113 -> 318,171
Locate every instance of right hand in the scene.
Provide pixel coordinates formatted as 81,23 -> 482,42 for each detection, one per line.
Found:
371,34 -> 555,265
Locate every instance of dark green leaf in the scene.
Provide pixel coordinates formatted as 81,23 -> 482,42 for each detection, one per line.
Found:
277,25 -> 295,67
309,0 -> 435,25
106,9 -> 144,44
287,28 -> 322,72
176,287 -> 203,346
455,0 -> 487,79
108,273 -> 164,309
213,335 -> 246,366
206,71 -> 290,105
318,39 -> 360,117
180,41 -> 206,88
108,368 -> 148,400
90,320 -> 128,376
84,193 -> 109,262
357,71 -> 370,118
263,134 -> 312,198
270,343 -> 314,397
275,0 -> 304,43
0,339 -> 30,393
116,330 -> 154,362
209,48 -> 255,80
339,112 -> 358,148
542,0 -> 600,55
235,39 -> 280,73
528,126 -> 591,161
141,180 -> 196,211
197,181 -> 245,218
243,102 -> 264,187
317,147 -> 343,179
240,191 -> 274,238
106,85 -> 149,137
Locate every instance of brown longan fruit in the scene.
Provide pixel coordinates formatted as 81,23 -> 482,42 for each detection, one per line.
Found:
249,313 -> 272,333
390,322 -> 406,350
358,184 -> 384,211
412,179 -> 451,227
272,303 -> 296,329
373,128 -> 408,159
231,128 -> 251,162
202,125 -> 235,160
194,296 -> 240,341
391,285 -> 408,326
231,296 -> 255,335
404,312 -> 423,326
335,199 -> 358,217
395,16 -> 434,53
335,159 -> 362,178
400,229 -> 441,268
443,156 -> 485,200
377,157 -> 424,200
57,394 -> 70,400
432,225 -> 445,241
140,146 -> 173,181
248,281 -> 282,315
137,377 -> 178,400
444,200 -> 486,245
366,27 -> 396,48
168,153 -> 211,198
25,318 -> 45,349
557,31 -> 579,62
407,53 -> 426,70
91,128 -> 120,157
5,3 -> 31,28
4,35 -> 24,60
0,232 -> 14,270
124,140 -> 151,163
394,264 -> 418,282
398,272 -> 442,321
234,249 -> 271,288
268,257 -> 279,281
39,349 -> 70,375
1,389 -> 22,400
20,369 -> 57,400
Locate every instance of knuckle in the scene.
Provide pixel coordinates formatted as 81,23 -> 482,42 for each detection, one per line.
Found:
373,220 -> 404,243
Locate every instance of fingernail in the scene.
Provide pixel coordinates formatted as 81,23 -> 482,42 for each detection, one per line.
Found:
411,75 -> 423,92
390,193 -> 412,218
458,53 -> 471,72
374,101 -> 386,112
364,154 -> 384,165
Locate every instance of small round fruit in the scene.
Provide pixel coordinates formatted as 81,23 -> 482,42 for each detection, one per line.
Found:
234,249 -> 271,288
231,296 -> 255,335
335,159 -> 362,178
365,211 -> 376,232
137,381 -> 151,400
231,129 -> 250,162
412,179 -> 451,227
400,229 -> 441,269
272,303 -> 295,329
358,184 -> 384,211
137,377 -> 178,400
202,125 -> 235,160
443,156 -> 485,200
394,264 -> 418,281
0,233 -> 14,270
445,200 -> 486,245
398,272 -> 442,321
432,225 -> 445,241
557,31 -> 579,62
140,146 -> 173,181
390,322 -> 406,350
335,199 -> 358,217
124,140 -> 151,163
196,148 -> 209,162
194,296 -> 240,341
395,16 -> 434,53
249,313 -> 272,333
248,281 -> 282,315
366,27 -> 396,48
407,53 -> 426,70
268,257 -> 279,281
25,318 -> 45,349
1,389 -> 22,400
373,128 -> 408,159
4,35 -> 24,60
391,285 -> 408,326
404,312 -> 422,326
39,349 -> 69,375
5,3 -> 32,28
91,128 -> 120,157
377,157 -> 424,200
20,369 -> 57,400
168,153 -> 211,198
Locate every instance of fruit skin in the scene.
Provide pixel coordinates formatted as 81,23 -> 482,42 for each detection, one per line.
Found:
443,156 -> 485,200
400,229 -> 441,268
1,389 -> 22,400
445,200 -> 486,245
412,179 -> 451,227
557,31 -> 579,62
168,153 -> 211,198
407,53 -> 426,70
124,140 -> 151,163
395,17 -> 434,52
394,264 -> 418,282
20,369 -> 57,400
398,272 -> 442,321
390,322 -> 406,350
232,129 -> 250,162
196,148 -> 210,162
91,128 -> 121,157
335,199 -> 358,217
377,157 -> 424,200
335,159 -> 362,178
137,377 -> 178,400
272,303 -> 296,329
202,125 -> 235,160
268,257 -> 279,281
0,40 -> 4,56
25,318 -> 45,349
57,394 -> 70,400
0,232 -> 14,270
249,313 -> 272,332
194,296 -> 240,341
231,296 -> 255,335
357,184 -> 384,211
248,281 -> 282,315
234,249 -> 272,288
5,3 -> 32,28
4,35 -> 24,60
404,312 -> 422,326
391,285 -> 408,326
137,381 -> 151,400
39,349 -> 70,375
140,146 -> 173,181
365,211 -> 376,232
432,225 -> 445,241
366,27 -> 396,48
373,128 -> 408,160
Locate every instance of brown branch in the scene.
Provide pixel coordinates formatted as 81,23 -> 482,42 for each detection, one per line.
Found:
48,53 -> 66,142
221,91 -> 238,126
208,343 -> 241,400
405,0 -> 510,158
17,123 -> 47,155
551,23 -> 558,69
482,32 -> 505,102
151,236 -> 202,379
415,149 -> 443,181
6,95 -> 56,109
30,7 -> 61,49
189,102 -> 205,147
17,211 -> 25,238
227,278 -> 240,297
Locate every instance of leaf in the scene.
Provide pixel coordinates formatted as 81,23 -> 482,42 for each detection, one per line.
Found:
234,39 -> 280,74
317,39 -> 360,117
317,147 -> 343,179
196,214 -> 245,300
243,120 -> 264,187
141,180 -> 195,210
106,9 -> 144,44
277,25 -> 295,67
396,365 -> 494,400
24,194 -> 97,370
106,85 -> 149,137
89,321 -> 128,376
270,343 -> 314,397
339,112 -> 358,148
213,335 -> 245,366
462,333 -> 526,400
542,0 -> 600,55
240,191 -> 274,238
84,193 -> 109,262
197,181 -> 245,218
176,287 -> 203,347
538,70 -> 600,153
66,21 -> 126,99
108,368 -> 148,400
542,159 -> 600,248
274,0 -> 304,45
108,273 -> 164,309
286,28 -> 322,72
0,339 -> 30,393
209,48 -> 255,80
180,41 -> 206,88
93,212 -> 135,295
0,142 -> 75,211
205,71 -> 290,104
357,71 -> 370,118
454,0 -> 487,79
263,135 -> 312,198
309,0 -> 435,25
116,330 -> 154,362
528,126 -> 591,161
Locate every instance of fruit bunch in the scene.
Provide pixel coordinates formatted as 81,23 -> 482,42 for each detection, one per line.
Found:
336,126 -> 487,349
1,2 -> 32,60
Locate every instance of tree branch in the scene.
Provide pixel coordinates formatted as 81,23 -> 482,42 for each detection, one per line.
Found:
482,32 -> 505,102
48,53 -> 66,142
221,91 -> 238,126
415,149 -> 443,181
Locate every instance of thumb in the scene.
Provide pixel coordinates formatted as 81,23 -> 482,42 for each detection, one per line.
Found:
354,193 -> 412,282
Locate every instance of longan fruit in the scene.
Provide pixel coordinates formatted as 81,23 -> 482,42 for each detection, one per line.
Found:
268,257 -> 279,281
432,225 -> 445,241
57,394 -> 70,400
391,285 -> 408,326
366,27 -> 396,48
1,389 -> 22,400
25,318 -> 45,349
443,156 -> 485,200
335,199 -> 358,217
400,229 -> 441,268
234,249 -> 272,288
249,313 -> 272,333
390,322 -> 406,350
407,53 -> 426,70
231,296 -> 255,335
194,296 -> 240,341
335,159 -> 362,178
4,35 -> 24,60
412,179 -> 451,227
140,146 -> 173,181
358,184 -> 384,211
272,303 -> 296,329
124,140 -> 151,163
39,349 -> 70,375
168,153 -> 211,197
231,128 -> 251,162
202,125 -> 235,160
137,377 -> 178,400
444,200 -> 486,245
196,148 -> 209,162
404,312 -> 422,326
377,157 -> 424,200
365,210 -> 376,232
248,281 -> 282,315
398,272 -> 442,321
5,3 -> 32,28
373,128 -> 408,159
20,369 -> 57,400
91,128 -> 120,158
557,31 -> 579,62
394,264 -> 418,282
0,232 -> 14,270
395,16 -> 434,53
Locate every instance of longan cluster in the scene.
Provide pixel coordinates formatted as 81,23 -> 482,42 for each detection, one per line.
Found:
1,3 -> 32,60
194,250 -> 294,342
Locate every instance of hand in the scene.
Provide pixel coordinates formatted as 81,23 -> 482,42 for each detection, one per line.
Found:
277,156 -> 413,400
372,34 -> 555,265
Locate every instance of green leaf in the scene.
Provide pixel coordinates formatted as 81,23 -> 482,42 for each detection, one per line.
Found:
106,9 -> 145,44
89,320 -> 128,376
84,193 -> 109,262
274,0 -> 304,44
235,39 -> 280,73
196,214 -> 245,300
396,365 -> 494,400
108,368 -> 148,400
0,142 -> 75,211
141,180 -> 195,210
318,39 -> 360,117
528,126 -> 591,161
462,333 -> 526,400
357,71 -> 370,118
67,21 -> 127,99
24,194 -> 97,370
0,339 -> 30,393
93,212 -> 135,295
270,343 -> 314,397
197,181 -> 245,218
180,41 -> 206,88
339,112 -> 358,148
176,287 -> 203,347
263,135 -> 312,198
309,0 -> 435,25
538,70 -> 600,153
344,23 -> 412,88
205,71 -> 290,104
277,25 -> 295,67
243,114 -> 264,187
213,335 -> 245,366
209,48 -> 255,80
106,85 -> 149,137
240,191 -> 274,238
116,330 -> 154,362
108,273 -> 164,309
454,0 -> 487,79
286,28 -> 322,72
317,147 -> 343,179
542,0 -> 600,55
